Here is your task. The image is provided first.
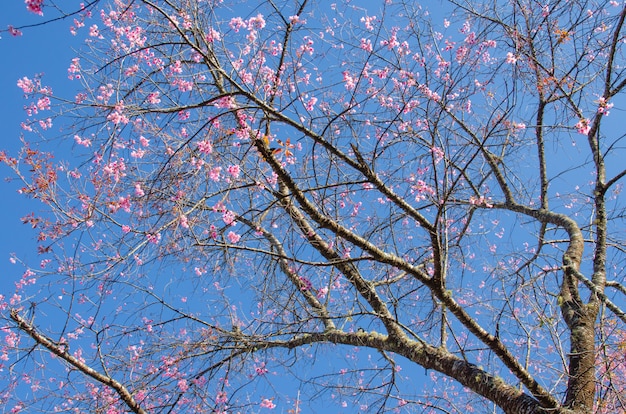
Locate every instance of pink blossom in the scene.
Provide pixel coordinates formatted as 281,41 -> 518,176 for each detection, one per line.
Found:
25,0 -> 44,15
170,60 -> 183,74
229,17 -> 247,32
173,78 -> 194,92
289,15 -> 306,25
125,65 -> 139,77
8,26 -> 22,37
260,398 -> 276,409
107,102 -> 129,125
360,38 -> 373,52
125,26 -> 146,48
505,52 -> 517,64
103,159 -> 126,182
177,379 -> 189,392
118,196 -> 131,212
223,210 -> 236,225
146,92 -> 161,104
305,96 -> 318,111
17,77 -> 35,94
146,233 -> 161,244
469,195 -> 494,208
227,231 -> 241,243
227,164 -> 240,178
214,96 -> 236,109
197,140 -> 213,154
597,97 -> 614,116
68,57 -> 81,80
254,361 -> 269,375
297,37 -> 314,56
209,166 -> 222,181
343,71 -> 356,90
36,97 -> 50,111
206,28 -> 221,42
122,225 -> 131,233
134,183 -> 145,197
215,391 -> 228,404
131,148 -> 145,159
179,215 -> 189,229
248,14 -> 266,30
575,118 -> 591,135
361,15 -> 377,31
178,110 -> 190,121
38,118 -> 52,129
89,24 -> 100,37
430,146 -> 444,163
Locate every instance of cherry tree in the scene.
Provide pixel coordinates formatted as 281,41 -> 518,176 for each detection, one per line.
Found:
2,0 -> 626,413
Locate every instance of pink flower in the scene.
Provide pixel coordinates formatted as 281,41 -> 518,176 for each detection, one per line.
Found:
215,391 -> 228,404
305,96 -> 317,111
107,102 -> 129,125
360,15 -> 377,31
177,379 -> 189,392
248,14 -> 266,30
25,0 -> 44,15
125,65 -> 139,77
146,232 -> 161,244
209,166 -> 222,182
360,38 -> 373,52
254,362 -> 268,375
170,60 -> 183,74
89,24 -> 100,37
223,210 -> 236,225
289,15 -> 305,25
197,140 -> 213,154
17,77 -> 35,94
178,110 -> 190,121
343,71 -> 356,90
179,215 -> 189,229
260,398 -> 276,409
8,25 -> 22,37
469,195 -> 493,208
68,57 -> 81,80
205,28 -> 221,42
134,183 -> 145,197
227,231 -> 241,244
430,146 -> 444,163
575,119 -> 591,135
597,97 -> 614,116
227,164 -> 240,178
36,97 -> 50,111
214,96 -> 236,109
229,17 -> 247,32
505,52 -> 517,64
146,92 -> 161,104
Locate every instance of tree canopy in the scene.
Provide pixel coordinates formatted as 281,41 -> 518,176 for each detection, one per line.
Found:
2,1 -> 626,413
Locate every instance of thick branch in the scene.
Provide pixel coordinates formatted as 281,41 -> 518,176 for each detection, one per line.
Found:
10,309 -> 147,414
